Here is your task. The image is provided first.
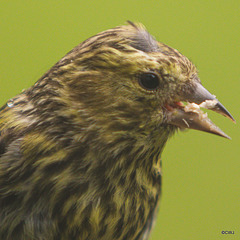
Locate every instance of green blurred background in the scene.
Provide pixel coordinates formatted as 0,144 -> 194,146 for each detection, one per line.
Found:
0,1 -> 239,239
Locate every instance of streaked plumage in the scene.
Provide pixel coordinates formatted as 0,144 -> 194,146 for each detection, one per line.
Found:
0,22 -> 234,239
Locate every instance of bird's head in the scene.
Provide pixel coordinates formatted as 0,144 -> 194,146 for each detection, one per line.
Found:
38,22 -> 234,146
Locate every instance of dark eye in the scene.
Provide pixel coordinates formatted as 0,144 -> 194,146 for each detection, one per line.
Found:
138,72 -> 160,91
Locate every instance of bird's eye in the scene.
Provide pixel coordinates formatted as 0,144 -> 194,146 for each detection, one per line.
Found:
138,72 -> 160,91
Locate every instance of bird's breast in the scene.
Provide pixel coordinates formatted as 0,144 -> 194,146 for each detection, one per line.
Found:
64,163 -> 162,240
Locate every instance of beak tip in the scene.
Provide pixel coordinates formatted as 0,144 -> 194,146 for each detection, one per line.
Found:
231,117 -> 236,124
223,133 -> 232,140
214,101 -> 235,123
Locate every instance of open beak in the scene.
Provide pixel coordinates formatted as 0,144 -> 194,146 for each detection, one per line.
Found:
167,83 -> 235,139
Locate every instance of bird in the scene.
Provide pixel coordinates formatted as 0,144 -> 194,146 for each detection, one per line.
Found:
0,22 -> 235,240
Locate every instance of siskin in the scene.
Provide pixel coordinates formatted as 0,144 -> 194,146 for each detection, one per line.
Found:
0,22 -> 235,240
